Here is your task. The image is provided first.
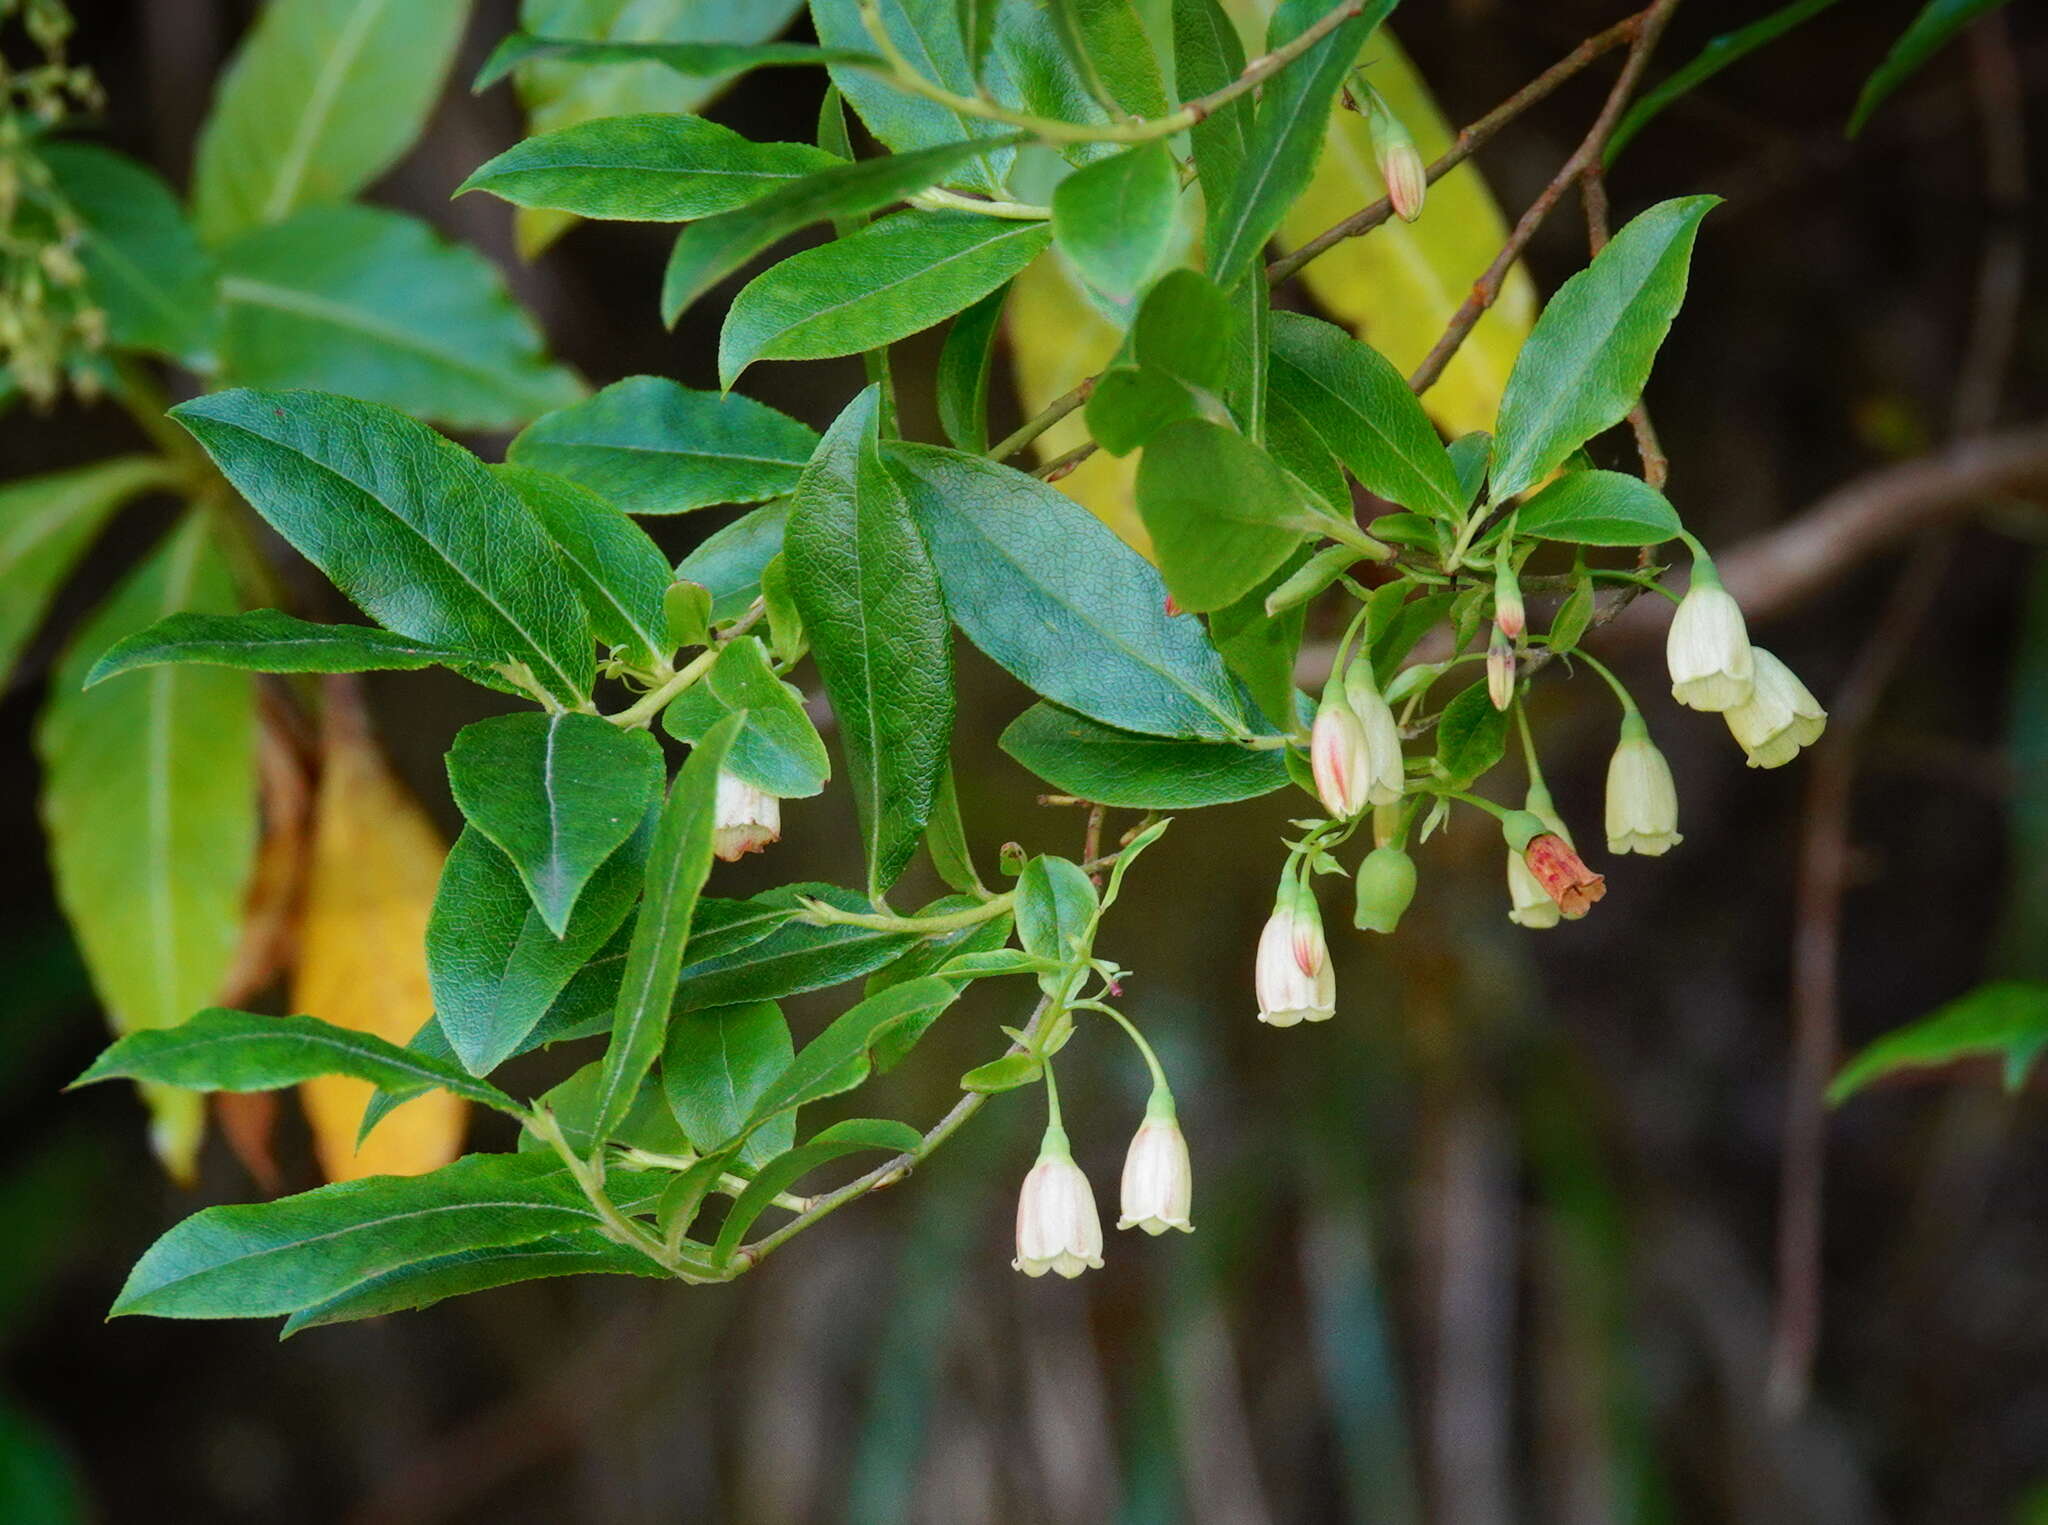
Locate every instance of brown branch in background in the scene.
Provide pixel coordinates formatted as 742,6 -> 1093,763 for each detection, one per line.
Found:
1765,8 -> 2029,1418
1406,0 -> 1684,398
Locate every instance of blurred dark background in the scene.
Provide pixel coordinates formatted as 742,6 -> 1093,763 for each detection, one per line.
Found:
4,1 -> 2047,1521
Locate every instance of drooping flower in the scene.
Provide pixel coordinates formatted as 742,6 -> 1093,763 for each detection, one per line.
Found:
1343,662 -> 1407,809
1117,1094 -> 1194,1236
712,769 -> 781,862
1604,713 -> 1683,856
1724,647 -> 1827,768
1014,1126 -> 1105,1278
1256,876 -> 1335,1026
1523,832 -> 1607,919
1666,556 -> 1754,711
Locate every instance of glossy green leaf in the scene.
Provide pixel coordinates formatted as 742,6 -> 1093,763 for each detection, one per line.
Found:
744,975 -> 960,1130
510,375 -> 817,515
1205,0 -> 1393,285
1265,391 -> 1349,513
663,634 -> 830,798
962,1051 -> 1042,1092
1435,680 -> 1507,785
1269,312 -> 1462,519
662,135 -> 1021,324
1136,418 -> 1312,613
477,31 -> 874,91
591,714 -> 742,1137
786,389 -> 954,900
41,144 -> 218,368
1489,197 -> 1718,503
1015,855 -> 1098,977
955,0 -> 999,79
426,819 -> 651,1076
711,1116 -> 922,1263
447,712 -> 665,936
676,502 -> 789,622
811,0 -> 1016,195
172,388 -> 595,705
1086,367 -> 1203,458
1132,266 -> 1237,393
1547,576 -> 1594,655
494,464 -> 672,668
1607,0 -> 1840,163
676,884 -> 916,1007
1849,0 -> 2006,136
191,0 -> 469,244
217,205 -> 581,431
1831,980 -> 2048,1100
720,211 -> 1050,385
1512,469 -> 1681,547
1050,0 -> 1168,115
1173,0 -> 1252,211
531,1059 -> 687,1157
0,457 -> 174,685
936,282 -> 1008,453
459,113 -> 839,220
37,518 -> 256,1179
73,1007 -> 520,1113
1209,559 -> 1306,731
662,999 -> 794,1167
112,1153 -> 600,1320
86,610 -> 475,685
1051,143 -> 1179,301
1002,698 -> 1290,807
889,442 -> 1254,739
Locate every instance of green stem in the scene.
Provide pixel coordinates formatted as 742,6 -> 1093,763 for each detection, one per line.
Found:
607,645 -> 717,729
909,187 -> 1052,220
795,890 -> 1016,934
526,1108 -> 720,1283
1080,1001 -> 1169,1094
1561,645 -> 1639,716
989,380 -> 1089,461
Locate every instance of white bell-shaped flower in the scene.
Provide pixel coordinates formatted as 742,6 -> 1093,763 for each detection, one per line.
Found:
1013,1125 -> 1105,1278
1604,714 -> 1683,856
1117,1095 -> 1193,1236
1666,558 -> 1754,711
1724,648 -> 1827,768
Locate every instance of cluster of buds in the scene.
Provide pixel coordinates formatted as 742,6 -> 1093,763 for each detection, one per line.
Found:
1013,1091 -> 1193,1279
1255,872 -> 1335,1025
1310,662 -> 1403,819
1667,554 -> 1828,768
712,770 -> 782,862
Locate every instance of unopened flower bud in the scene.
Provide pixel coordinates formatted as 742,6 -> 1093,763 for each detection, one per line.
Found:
1256,877 -> 1334,1026
1724,647 -> 1827,768
1118,1091 -> 1193,1236
1666,556 -> 1754,711
1310,689 -> 1372,820
1604,712 -> 1682,856
1353,844 -> 1417,934
1487,625 -> 1516,711
1342,662 -> 1407,808
1495,563 -> 1525,640
1013,1125 -> 1105,1278
712,770 -> 781,862
1366,91 -> 1426,223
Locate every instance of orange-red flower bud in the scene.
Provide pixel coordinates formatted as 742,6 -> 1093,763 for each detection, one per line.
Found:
1521,833 -> 1606,919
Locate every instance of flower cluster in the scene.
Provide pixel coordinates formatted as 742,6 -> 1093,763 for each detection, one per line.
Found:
1013,1090 -> 1193,1279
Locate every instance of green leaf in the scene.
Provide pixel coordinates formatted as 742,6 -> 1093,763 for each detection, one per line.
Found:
1137,418 -> 1312,614
1132,266 -> 1237,393
494,464 -> 672,669
112,1153 -> 601,1320
427,819 -> 652,1075
590,712 -> 744,1136
1435,680 -> 1507,785
217,205 -> 582,432
192,0 -> 470,244
280,1229 -> 662,1334
1265,391 -> 1350,514
1204,0 -> 1394,286
663,634 -> 831,798
1209,559 -> 1307,731
1046,0 -> 1168,117
37,518 -> 256,1179
1489,197 -> 1718,503
85,610 -> 474,686
936,282 -> 1008,453
531,1059 -> 687,1156
73,1007 -> 521,1113
0,457 -> 175,685
459,112 -> 840,220
786,389 -> 954,900
720,210 -> 1050,386
41,144 -> 218,368
677,502 -> 789,621
661,999 -> 794,1168
1015,855 -> 1098,977
476,31 -> 875,91
510,375 -> 818,514
446,712 -> 666,936
1830,980 -> 2048,1101
662,135 -> 1022,324
1085,367 -> 1203,458
1001,701 -> 1288,807
676,884 -> 917,1007
954,0 -> 999,80
1263,542 -> 1362,617
811,0 -> 1016,195
711,1116 -> 921,1263
888,442 -> 1253,739
1512,469 -> 1681,547
743,976 -> 960,1130
1547,575 -> 1594,655
1051,143 -> 1179,301
1173,0 -> 1252,212
1269,312 -> 1463,519
1607,0 -> 1841,164
1849,0 -> 2006,136
171,387 -> 595,706
962,1052 -> 1043,1092
922,762 -> 983,893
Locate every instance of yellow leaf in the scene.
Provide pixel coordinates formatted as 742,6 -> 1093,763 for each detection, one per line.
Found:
291,682 -> 464,1181
1004,251 -> 1152,557
1273,28 -> 1535,438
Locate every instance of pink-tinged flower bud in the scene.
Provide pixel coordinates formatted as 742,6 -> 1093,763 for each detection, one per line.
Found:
1487,626 -> 1516,711
1666,556 -> 1754,711
1494,564 -> 1525,640
1014,1126 -> 1104,1278
1117,1093 -> 1193,1236
1256,881 -> 1334,1026
1724,647 -> 1827,768
1310,689 -> 1373,820
1342,663 -> 1408,809
1522,833 -> 1606,920
1366,92 -> 1426,223
1604,712 -> 1682,856
712,770 -> 781,862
